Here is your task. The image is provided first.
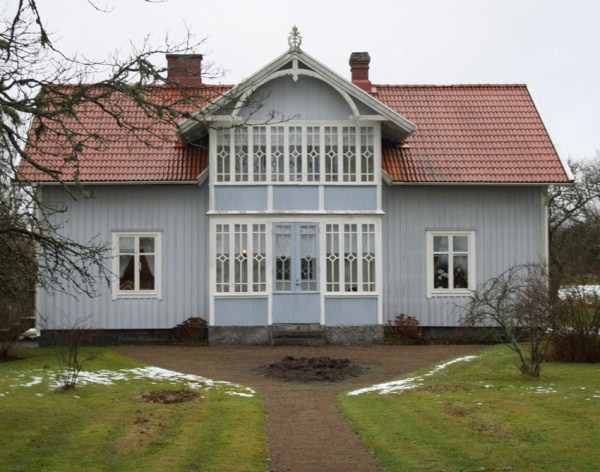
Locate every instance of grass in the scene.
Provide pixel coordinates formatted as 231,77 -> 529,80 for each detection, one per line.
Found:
0,347 -> 267,472
337,345 -> 600,471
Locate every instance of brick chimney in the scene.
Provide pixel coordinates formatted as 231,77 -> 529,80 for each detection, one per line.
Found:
166,54 -> 203,86
349,52 -> 372,92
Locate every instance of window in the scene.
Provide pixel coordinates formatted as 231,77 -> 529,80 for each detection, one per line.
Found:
427,231 -> 475,297
216,224 -> 266,293
326,223 -> 376,293
214,124 -> 375,184
112,232 -> 162,299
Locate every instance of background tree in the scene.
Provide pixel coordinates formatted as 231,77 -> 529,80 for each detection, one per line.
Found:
548,152 -> 600,292
0,1 -> 214,352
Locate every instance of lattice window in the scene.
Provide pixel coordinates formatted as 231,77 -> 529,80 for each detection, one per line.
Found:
326,223 -> 376,293
216,224 -> 267,294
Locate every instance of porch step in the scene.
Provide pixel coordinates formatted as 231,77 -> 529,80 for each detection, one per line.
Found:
270,324 -> 326,346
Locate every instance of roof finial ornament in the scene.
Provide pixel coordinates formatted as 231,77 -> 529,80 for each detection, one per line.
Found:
288,26 -> 302,51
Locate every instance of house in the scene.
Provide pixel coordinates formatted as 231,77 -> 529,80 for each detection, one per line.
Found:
21,29 -> 571,344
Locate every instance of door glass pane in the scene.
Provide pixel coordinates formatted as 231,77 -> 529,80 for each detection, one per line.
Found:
275,225 -> 292,291
300,225 -> 317,291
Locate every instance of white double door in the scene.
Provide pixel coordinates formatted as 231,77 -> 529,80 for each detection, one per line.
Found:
272,223 -> 320,323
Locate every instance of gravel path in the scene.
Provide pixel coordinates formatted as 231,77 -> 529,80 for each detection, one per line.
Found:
118,344 -> 478,472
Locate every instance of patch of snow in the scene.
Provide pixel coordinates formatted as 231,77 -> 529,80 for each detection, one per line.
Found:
3,366 -> 255,398
558,285 -> 600,299
347,355 -> 479,396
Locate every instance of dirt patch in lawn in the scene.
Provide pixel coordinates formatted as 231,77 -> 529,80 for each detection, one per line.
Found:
135,389 -> 199,404
118,344 -> 480,472
258,356 -> 363,382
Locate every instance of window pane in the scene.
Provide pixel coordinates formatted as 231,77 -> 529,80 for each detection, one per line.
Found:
433,254 -> 449,289
453,236 -> 468,252
216,225 -> 230,293
306,127 -> 320,182
139,255 -> 155,290
119,255 -> 135,290
289,126 -> 302,182
253,126 -> 267,182
270,126 -> 285,182
234,224 -> 248,292
344,224 -> 358,291
234,128 -> 248,182
360,127 -> 374,182
139,237 -> 154,253
453,255 -> 469,288
362,224 -> 376,291
342,127 -> 356,182
119,237 -> 135,253
433,236 -> 448,252
216,129 -> 231,182
326,224 -> 340,291
325,127 -> 339,182
252,224 -> 266,292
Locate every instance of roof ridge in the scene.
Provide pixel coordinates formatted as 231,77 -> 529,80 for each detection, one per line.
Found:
374,83 -> 527,89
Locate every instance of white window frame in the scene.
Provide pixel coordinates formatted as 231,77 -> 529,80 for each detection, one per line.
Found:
112,231 -> 162,300
325,223 -> 377,294
426,230 -> 475,298
215,223 -> 267,294
213,123 -> 376,185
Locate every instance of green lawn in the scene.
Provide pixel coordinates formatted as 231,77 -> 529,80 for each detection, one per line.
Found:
0,347 -> 267,472
338,345 -> 600,472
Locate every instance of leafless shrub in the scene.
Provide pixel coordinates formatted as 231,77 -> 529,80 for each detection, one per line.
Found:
462,264 -> 555,378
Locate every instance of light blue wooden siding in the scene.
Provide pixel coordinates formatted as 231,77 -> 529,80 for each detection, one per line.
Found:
214,298 -> 268,326
242,76 -> 352,120
273,294 -> 320,323
214,186 -> 268,211
382,185 -> 546,327
272,186 -> 319,211
324,186 -> 377,211
41,184 -> 209,330
325,298 -> 378,325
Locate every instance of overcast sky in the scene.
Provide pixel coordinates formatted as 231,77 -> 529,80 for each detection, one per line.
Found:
35,0 -> 599,162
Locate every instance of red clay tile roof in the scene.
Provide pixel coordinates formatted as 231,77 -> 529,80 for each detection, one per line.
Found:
20,82 -> 570,184
376,84 -> 569,183
19,84 -> 229,183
